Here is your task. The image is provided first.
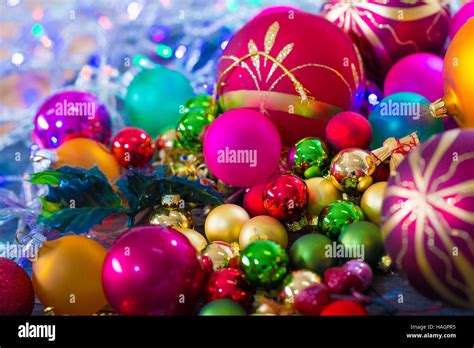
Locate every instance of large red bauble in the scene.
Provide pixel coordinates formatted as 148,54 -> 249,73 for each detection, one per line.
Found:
263,174 -> 309,222
111,127 -> 155,168
322,0 -> 450,83
243,182 -> 267,217
325,111 -> 372,152
320,299 -> 368,316
204,268 -> 254,308
0,258 -> 35,315
382,129 -> 474,309
216,11 -> 365,146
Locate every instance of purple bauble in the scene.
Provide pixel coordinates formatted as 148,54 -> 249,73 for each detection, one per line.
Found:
342,260 -> 373,291
33,90 -> 112,149
382,129 -> 474,308
102,225 -> 205,315
450,2 -> 474,39
384,53 -> 444,102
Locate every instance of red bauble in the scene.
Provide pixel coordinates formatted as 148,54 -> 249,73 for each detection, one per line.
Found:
0,258 -> 35,315
320,299 -> 368,316
373,161 -> 390,182
294,283 -> 332,316
322,0 -> 450,83
204,268 -> 254,308
324,267 -> 363,294
243,182 -> 267,217
325,112 -> 372,152
216,11 -> 365,146
112,127 -> 156,168
263,174 -> 308,222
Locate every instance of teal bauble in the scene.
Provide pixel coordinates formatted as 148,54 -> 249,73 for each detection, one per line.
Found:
339,221 -> 384,266
199,299 -> 246,316
289,233 -> 337,276
369,92 -> 443,149
125,66 -> 194,138
318,200 -> 365,240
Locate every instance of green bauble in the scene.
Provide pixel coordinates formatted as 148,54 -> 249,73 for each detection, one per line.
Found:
338,221 -> 384,266
318,200 -> 365,240
185,94 -> 212,110
240,240 -> 289,288
125,66 -> 194,138
199,299 -> 246,316
289,234 -> 337,276
293,137 -> 331,179
176,108 -> 213,151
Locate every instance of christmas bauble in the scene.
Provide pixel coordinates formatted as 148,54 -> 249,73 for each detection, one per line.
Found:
175,228 -> 208,253
370,92 -> 443,149
240,240 -> 289,288
202,241 -> 236,271
111,127 -> 155,168
203,109 -> 281,187
320,299 -> 368,316
0,258 -> 35,315
292,137 -> 331,179
102,226 -> 205,315
176,108 -> 213,152
239,215 -> 288,249
33,90 -> 111,149
125,66 -> 194,138
199,299 -> 246,316
294,283 -> 332,315
324,267 -> 363,294
32,235 -> 107,315
280,270 -> 321,304
450,2 -> 474,39
55,137 -> 121,182
216,11 -> 365,146
382,129 -> 474,308
339,221 -> 384,266
289,233 -> 337,275
342,260 -> 373,291
325,112 -> 372,152
360,181 -> 387,225
318,200 -> 365,240
204,268 -> 254,308
149,195 -> 194,229
306,177 -> 342,220
263,174 -> 308,222
384,53 -> 444,102
322,0 -> 450,83
205,204 -> 250,243
330,148 -> 377,196
243,182 -> 267,217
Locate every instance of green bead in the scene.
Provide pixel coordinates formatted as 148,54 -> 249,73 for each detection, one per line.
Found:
339,221 -> 384,266
240,240 -> 289,288
176,108 -> 213,151
293,137 -> 330,179
318,200 -> 365,240
199,299 -> 246,316
125,66 -> 194,138
185,94 -> 213,111
289,233 -> 337,276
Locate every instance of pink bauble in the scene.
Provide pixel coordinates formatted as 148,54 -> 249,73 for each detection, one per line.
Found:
382,129 -> 474,308
252,6 -> 301,20
325,111 -> 372,152
102,225 -> 205,315
0,258 -> 35,315
384,53 -> 444,102
322,0 -> 450,83
203,109 -> 281,187
450,2 -> 474,39
217,11 -> 365,146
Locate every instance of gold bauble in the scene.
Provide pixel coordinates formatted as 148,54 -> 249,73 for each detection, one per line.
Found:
205,204 -> 249,243
55,138 -> 121,182
360,181 -> 387,225
202,241 -> 235,271
149,194 -> 194,228
239,215 -> 288,249
306,177 -> 342,219
280,270 -> 321,304
175,228 -> 208,252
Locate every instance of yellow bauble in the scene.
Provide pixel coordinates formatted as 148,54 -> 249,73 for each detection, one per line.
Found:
55,138 -> 121,182
32,235 -> 107,315
306,177 -> 342,218
360,181 -> 387,225
431,18 -> 474,128
175,228 -> 208,252
205,204 -> 249,243
239,215 -> 288,249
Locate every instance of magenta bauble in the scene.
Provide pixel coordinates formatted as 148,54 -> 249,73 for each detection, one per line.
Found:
216,11 -> 365,146
450,1 -> 474,39
382,129 -> 474,308
203,109 -> 281,187
102,226 -> 205,315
